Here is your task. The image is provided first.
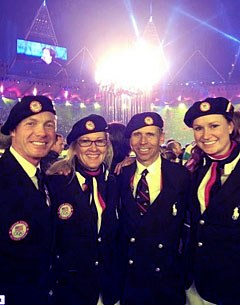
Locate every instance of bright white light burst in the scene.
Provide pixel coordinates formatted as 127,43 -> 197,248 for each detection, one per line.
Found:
95,40 -> 169,91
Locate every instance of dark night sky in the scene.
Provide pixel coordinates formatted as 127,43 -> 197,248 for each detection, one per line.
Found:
1,0 -> 240,82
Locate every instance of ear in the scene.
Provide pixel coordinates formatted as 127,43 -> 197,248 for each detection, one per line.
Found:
228,121 -> 234,135
10,130 -> 15,137
159,132 -> 165,146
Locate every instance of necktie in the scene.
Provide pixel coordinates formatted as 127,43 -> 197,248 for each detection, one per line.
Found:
135,169 -> 150,214
35,168 -> 47,201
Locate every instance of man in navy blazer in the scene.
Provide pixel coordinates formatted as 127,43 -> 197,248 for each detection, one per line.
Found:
118,112 -> 190,305
0,95 -> 57,305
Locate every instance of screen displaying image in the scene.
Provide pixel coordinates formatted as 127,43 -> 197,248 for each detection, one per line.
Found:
17,39 -> 67,61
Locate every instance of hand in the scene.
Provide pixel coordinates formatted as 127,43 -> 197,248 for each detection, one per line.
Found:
114,156 -> 136,175
46,160 -> 71,176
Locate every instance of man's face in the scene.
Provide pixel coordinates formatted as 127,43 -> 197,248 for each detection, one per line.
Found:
11,112 -> 56,166
52,135 -> 65,155
130,125 -> 163,167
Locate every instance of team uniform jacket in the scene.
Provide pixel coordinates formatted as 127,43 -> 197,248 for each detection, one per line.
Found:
187,150 -> 240,305
0,149 -> 54,305
47,171 -> 120,305
118,157 -> 190,305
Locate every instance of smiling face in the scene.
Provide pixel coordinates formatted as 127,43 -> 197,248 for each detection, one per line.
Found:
130,125 -> 163,167
76,131 -> 107,170
193,114 -> 234,156
11,112 -> 57,166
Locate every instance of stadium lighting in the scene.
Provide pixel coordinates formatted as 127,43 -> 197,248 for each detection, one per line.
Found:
95,39 -> 169,92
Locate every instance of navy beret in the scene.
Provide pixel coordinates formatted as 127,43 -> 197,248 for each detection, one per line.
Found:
67,114 -> 108,145
125,112 -> 164,138
1,95 -> 56,135
184,97 -> 234,127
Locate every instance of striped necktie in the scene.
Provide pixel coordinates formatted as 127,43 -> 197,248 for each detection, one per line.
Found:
36,168 -> 45,195
135,169 -> 150,215
35,168 -> 51,206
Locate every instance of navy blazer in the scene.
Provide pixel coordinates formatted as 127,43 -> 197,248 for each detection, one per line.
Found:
118,157 -> 190,305
48,171 -> 121,305
187,154 -> 240,304
0,149 -> 54,305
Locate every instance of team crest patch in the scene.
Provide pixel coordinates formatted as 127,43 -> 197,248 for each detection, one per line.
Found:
144,116 -> 153,125
199,102 -> 211,112
58,203 -> 73,220
9,221 -> 29,241
85,120 -> 95,131
30,101 -> 42,113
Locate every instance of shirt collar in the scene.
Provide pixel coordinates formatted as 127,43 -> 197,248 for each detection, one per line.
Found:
136,154 -> 161,175
10,146 -> 37,178
223,152 -> 240,175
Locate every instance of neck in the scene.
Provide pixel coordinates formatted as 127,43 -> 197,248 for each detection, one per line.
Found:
76,160 -> 103,177
208,141 -> 237,161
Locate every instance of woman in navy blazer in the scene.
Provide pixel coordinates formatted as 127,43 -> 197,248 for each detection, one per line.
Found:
184,97 -> 240,305
47,114 -> 120,305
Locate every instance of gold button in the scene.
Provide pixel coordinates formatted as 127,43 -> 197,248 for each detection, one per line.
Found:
199,220 -> 205,225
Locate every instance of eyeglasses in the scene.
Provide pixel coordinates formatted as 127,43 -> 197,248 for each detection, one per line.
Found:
77,139 -> 108,147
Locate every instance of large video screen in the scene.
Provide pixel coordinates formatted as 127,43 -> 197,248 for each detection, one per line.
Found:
17,39 -> 67,62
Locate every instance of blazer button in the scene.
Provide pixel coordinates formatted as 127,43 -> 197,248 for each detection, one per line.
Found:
49,290 -> 53,296
98,237 -> 102,242
155,267 -> 160,272
199,220 -> 205,225
95,261 -> 99,266
158,243 -> 163,249
130,237 -> 135,243
129,259 -> 134,265
198,242 -> 203,247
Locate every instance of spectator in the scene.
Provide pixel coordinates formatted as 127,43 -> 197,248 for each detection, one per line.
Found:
41,133 -> 65,172
166,140 -> 183,163
232,110 -> 240,142
0,123 -> 11,157
108,122 -> 131,173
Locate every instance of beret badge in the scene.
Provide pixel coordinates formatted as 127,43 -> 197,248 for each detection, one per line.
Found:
144,116 -> 154,125
29,101 -> 43,113
200,102 -> 211,112
85,120 -> 95,131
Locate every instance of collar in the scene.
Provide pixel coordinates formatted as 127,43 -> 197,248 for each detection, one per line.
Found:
222,152 -> 240,175
10,146 -> 37,178
136,154 -> 161,175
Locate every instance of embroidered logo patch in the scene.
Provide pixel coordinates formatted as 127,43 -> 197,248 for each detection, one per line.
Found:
85,120 -> 95,131
9,221 -> 29,241
29,101 -> 42,113
199,102 -> 211,112
58,203 -> 73,220
144,116 -> 153,125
